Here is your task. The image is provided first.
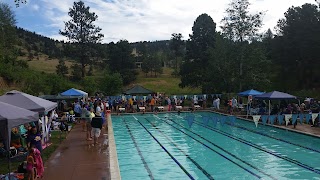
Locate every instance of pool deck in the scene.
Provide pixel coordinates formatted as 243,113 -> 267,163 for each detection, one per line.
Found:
42,125 -> 110,180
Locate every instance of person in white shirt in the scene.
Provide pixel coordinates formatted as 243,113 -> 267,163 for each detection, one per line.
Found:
96,102 -> 102,116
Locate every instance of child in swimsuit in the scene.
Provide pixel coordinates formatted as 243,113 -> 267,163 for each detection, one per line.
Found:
26,149 -> 36,180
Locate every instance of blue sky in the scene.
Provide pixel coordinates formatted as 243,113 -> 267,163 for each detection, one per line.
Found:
2,0 -> 317,43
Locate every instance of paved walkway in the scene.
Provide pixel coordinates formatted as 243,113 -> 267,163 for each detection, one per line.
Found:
42,125 -> 110,180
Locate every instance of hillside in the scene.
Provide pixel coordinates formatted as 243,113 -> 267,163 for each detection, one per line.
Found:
5,27 -> 198,95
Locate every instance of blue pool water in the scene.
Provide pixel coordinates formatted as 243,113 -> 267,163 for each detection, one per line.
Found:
112,112 -> 320,180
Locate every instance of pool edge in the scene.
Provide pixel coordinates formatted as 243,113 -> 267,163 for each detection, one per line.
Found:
108,116 -> 121,180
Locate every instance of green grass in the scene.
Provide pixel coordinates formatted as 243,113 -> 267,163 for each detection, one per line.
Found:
0,130 -> 67,175
133,68 -> 201,95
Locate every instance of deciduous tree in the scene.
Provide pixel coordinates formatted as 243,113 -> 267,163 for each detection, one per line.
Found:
220,0 -> 264,91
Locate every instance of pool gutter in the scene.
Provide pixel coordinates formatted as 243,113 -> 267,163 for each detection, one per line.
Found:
108,116 -> 121,180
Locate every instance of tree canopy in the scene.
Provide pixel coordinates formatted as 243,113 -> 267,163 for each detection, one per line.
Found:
60,1 -> 104,78
180,13 -> 216,92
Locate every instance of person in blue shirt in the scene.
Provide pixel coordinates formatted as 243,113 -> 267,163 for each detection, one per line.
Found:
74,101 -> 82,119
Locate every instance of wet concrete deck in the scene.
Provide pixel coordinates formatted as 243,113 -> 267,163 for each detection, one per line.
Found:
42,125 -> 110,180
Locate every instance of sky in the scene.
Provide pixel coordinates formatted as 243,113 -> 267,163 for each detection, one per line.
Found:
2,0 -> 318,43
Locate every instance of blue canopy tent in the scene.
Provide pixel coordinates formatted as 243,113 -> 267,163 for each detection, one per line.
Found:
254,91 -> 296,100
238,89 -> 263,96
254,91 -> 297,115
60,88 -> 88,98
238,89 -> 263,117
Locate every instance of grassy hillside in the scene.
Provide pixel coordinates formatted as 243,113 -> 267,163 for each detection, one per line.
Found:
133,68 -> 201,95
18,53 -> 74,74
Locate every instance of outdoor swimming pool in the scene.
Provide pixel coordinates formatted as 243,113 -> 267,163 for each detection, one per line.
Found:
112,112 -> 320,179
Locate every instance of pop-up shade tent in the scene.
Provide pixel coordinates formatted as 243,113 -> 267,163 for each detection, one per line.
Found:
60,88 -> 88,97
254,91 -> 296,115
238,89 -> 263,96
238,89 -> 264,117
124,85 -> 154,95
0,90 -> 57,147
254,91 -> 296,100
0,101 -> 38,177
0,90 -> 57,113
0,101 -> 39,150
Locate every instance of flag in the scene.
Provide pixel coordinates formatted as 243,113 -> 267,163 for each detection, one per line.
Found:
312,113 -> 318,124
261,115 -> 268,125
291,114 -> 298,125
269,115 -> 276,125
284,114 -> 292,126
305,114 -> 311,124
252,115 -> 261,127
277,115 -> 284,125
299,114 -> 304,124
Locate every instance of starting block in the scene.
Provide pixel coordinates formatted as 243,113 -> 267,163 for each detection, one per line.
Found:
176,106 -> 182,110
158,106 -> 164,111
119,108 -> 125,112
194,105 -> 201,110
139,107 -> 146,111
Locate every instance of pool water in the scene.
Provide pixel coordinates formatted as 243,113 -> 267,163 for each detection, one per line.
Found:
112,112 -> 320,180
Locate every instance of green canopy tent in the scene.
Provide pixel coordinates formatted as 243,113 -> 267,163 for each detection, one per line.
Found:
124,85 -> 154,95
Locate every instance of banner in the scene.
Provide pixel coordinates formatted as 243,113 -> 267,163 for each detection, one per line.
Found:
261,115 -> 268,125
269,115 -> 276,125
277,115 -> 284,125
252,115 -> 261,127
312,113 -> 318,124
284,114 -> 292,126
299,114 -> 304,124
291,114 -> 298,125
202,116 -> 209,126
305,114 -> 311,124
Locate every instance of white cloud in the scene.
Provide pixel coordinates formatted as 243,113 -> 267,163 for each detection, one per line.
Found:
10,0 -> 318,43
31,4 -> 39,11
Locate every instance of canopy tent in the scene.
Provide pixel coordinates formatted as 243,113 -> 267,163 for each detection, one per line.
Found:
254,91 -> 296,100
60,88 -> 88,97
238,89 -> 263,97
254,91 -> 296,115
124,85 -> 154,95
39,95 -> 79,102
0,90 -> 57,113
0,101 -> 38,177
0,101 -> 39,150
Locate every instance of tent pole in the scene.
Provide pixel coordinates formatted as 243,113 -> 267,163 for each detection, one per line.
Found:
269,100 -> 271,116
6,121 -> 11,180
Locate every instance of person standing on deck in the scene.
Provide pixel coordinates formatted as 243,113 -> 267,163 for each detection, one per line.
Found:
150,97 -> 155,112
91,113 -> 103,146
167,97 -> 172,111
74,101 -> 82,123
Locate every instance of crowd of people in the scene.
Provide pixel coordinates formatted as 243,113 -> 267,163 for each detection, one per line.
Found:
0,123 -> 44,180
